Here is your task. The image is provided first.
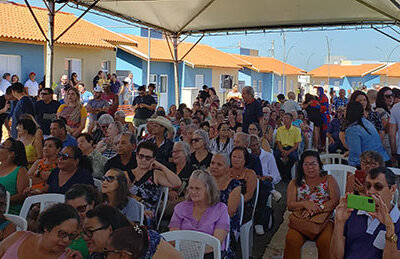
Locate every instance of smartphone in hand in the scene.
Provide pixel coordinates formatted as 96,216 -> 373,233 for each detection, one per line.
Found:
347,194 -> 375,212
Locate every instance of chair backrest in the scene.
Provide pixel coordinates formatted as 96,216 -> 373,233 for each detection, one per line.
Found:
238,194 -> 244,226
251,179 -> 260,220
138,202 -> 145,226
388,167 -> 400,176
5,214 -> 28,231
5,191 -> 10,214
93,178 -> 102,191
156,186 -> 169,230
19,193 -> 65,219
161,230 -> 221,259
320,154 -> 348,165
323,164 -> 357,197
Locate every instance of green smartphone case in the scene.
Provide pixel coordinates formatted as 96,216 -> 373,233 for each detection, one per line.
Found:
347,194 -> 375,212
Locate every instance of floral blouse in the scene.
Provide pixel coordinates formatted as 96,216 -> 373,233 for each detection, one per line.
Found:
340,111 -> 383,132
297,177 -> 330,205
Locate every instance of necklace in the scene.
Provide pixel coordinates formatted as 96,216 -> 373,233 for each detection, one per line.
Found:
229,169 -> 244,179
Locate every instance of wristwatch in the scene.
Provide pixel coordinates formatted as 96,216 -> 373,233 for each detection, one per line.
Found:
385,233 -> 398,243
319,204 -> 325,210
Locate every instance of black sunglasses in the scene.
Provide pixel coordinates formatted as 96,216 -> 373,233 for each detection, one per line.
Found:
57,230 -> 79,241
102,175 -> 116,182
82,226 -> 108,238
384,94 -> 394,99
58,152 -> 74,160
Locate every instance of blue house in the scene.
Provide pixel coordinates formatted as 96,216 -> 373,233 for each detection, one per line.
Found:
116,34 -> 244,108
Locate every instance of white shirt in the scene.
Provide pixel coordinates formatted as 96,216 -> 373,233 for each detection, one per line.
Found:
389,102 -> 400,154
258,149 -> 281,185
282,99 -> 301,113
0,79 -> 11,95
124,77 -> 134,91
24,79 -> 39,97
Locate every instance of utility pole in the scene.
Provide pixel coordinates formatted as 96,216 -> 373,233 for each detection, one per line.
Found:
45,0 -> 55,89
147,27 -> 151,86
326,36 -> 331,91
282,33 -> 286,93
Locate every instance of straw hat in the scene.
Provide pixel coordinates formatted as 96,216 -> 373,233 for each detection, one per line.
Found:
147,116 -> 174,133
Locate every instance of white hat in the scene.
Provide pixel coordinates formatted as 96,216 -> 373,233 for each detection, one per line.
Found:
147,116 -> 174,133
94,86 -> 103,92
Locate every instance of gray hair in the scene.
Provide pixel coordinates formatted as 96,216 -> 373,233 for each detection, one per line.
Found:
118,132 -> 137,145
234,132 -> 250,147
109,121 -> 124,134
242,86 -> 254,97
185,123 -> 199,132
213,152 -> 230,167
114,110 -> 126,119
249,134 -> 260,143
98,114 -> 114,125
193,129 -> 210,151
174,141 -> 191,161
188,170 -> 220,206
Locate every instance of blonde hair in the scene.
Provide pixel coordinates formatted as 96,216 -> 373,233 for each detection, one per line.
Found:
187,170 -> 220,206
65,87 -> 83,124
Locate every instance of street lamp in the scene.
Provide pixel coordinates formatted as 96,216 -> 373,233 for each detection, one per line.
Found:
305,52 -> 315,72
282,46 -> 294,93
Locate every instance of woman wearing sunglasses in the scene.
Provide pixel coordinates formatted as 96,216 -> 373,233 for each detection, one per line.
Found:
65,184 -> 101,259
375,87 -> 395,158
102,169 -> 142,223
0,203 -> 81,258
44,146 -> 94,194
130,141 -> 181,224
190,129 -> 213,171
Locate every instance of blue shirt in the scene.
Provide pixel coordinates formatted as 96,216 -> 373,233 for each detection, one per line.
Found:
11,96 -> 35,138
243,98 -> 263,133
345,118 -> 389,166
63,134 -> 77,148
344,206 -> 400,259
333,96 -> 349,110
80,91 -> 93,104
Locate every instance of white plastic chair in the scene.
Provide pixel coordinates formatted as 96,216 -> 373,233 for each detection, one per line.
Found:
238,194 -> 244,226
388,167 -> 400,176
323,164 -> 357,197
156,186 -> 169,230
138,202 -> 145,226
320,154 -> 348,165
93,178 -> 102,191
19,193 -> 65,219
161,230 -> 221,259
239,179 -> 260,259
5,191 -> 10,214
5,214 -> 28,231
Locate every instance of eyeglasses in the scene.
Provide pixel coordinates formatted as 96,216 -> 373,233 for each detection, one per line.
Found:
75,204 -> 88,213
103,249 -> 133,257
57,230 -> 79,241
82,226 -> 108,238
364,182 -> 387,191
303,161 -> 319,167
172,150 -> 184,154
137,154 -> 153,161
100,125 -> 109,129
102,175 -> 116,182
384,94 -> 394,99
360,160 -> 378,167
58,152 -> 74,160
191,138 -> 202,143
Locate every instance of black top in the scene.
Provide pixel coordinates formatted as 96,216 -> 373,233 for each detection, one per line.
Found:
34,100 -> 60,135
230,122 -> 243,132
190,152 -> 213,171
0,96 -> 8,127
242,99 -> 263,133
47,167 -> 94,194
132,95 -> 156,119
104,153 -> 137,182
168,161 -> 195,197
150,137 -> 174,167
199,90 -> 210,102
247,153 -> 263,176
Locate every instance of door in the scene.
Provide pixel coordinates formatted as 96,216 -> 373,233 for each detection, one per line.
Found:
64,58 -> 82,79
0,55 -> 21,79
159,75 -> 168,108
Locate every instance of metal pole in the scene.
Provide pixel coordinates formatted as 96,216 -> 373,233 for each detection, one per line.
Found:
282,33 -> 286,93
147,27 -> 151,86
386,45 -> 400,86
173,35 -> 180,105
326,36 -> 331,91
45,0 -> 55,89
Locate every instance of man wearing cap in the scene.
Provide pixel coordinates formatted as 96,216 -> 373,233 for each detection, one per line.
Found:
87,86 -> 109,127
54,75 -> 71,101
146,116 -> 174,166
24,72 -> 39,97
34,88 -> 60,136
132,85 -> 156,127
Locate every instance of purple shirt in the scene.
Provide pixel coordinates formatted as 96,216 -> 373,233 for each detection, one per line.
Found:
169,200 -> 230,249
344,206 -> 400,259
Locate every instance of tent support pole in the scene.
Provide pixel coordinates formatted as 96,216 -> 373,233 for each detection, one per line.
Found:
45,0 -> 55,90
173,35 -> 180,105
179,34 -> 204,62
372,26 -> 400,43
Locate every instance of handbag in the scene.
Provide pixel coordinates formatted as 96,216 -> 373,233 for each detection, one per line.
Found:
288,210 -> 332,240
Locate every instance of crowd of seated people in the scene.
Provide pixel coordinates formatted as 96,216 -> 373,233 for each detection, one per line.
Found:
1,71 -> 400,258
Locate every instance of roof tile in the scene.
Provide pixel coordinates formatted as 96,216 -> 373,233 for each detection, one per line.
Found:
309,64 -> 385,78
372,63 -> 400,76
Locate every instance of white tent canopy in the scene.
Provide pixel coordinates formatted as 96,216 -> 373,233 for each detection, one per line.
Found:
70,0 -> 400,34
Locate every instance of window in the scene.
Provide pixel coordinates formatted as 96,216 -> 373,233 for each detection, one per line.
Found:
160,75 -> 168,93
278,80 -> 282,94
149,74 -> 157,84
64,58 -> 82,79
195,74 -> 204,88
220,75 -> 233,89
101,61 -> 110,74
256,80 -> 262,98
238,80 -> 245,91
334,81 -> 340,87
290,80 -> 294,91
0,55 -> 21,78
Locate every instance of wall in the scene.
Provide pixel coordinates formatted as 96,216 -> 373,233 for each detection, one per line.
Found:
379,76 -> 400,87
211,67 -> 239,103
116,49 -> 144,86
183,65 -> 212,88
343,74 -> 380,90
0,41 -> 44,83
52,45 -> 116,90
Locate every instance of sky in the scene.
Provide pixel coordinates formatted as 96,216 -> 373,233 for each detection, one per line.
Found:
12,0 -> 400,71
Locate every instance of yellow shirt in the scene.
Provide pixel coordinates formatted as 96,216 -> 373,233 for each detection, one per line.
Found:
276,125 -> 302,147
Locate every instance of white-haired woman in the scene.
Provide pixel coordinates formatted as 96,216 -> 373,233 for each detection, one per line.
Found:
114,110 -> 136,135
191,129 -> 213,170
96,121 -> 124,158
166,141 -> 194,216
57,87 -> 87,137
169,170 -> 230,256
